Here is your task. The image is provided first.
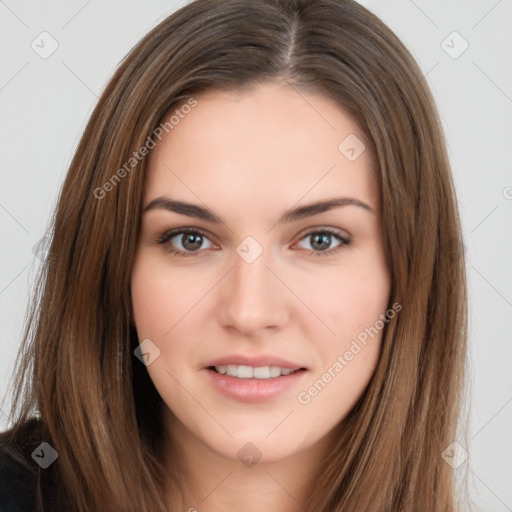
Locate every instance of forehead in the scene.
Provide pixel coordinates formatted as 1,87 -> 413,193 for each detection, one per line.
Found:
144,82 -> 378,218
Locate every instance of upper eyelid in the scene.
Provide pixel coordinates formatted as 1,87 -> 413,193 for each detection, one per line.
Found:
299,225 -> 350,239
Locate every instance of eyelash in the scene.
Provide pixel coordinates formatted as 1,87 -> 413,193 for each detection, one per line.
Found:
154,227 -> 351,258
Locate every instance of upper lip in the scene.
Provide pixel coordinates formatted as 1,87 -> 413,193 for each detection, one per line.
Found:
204,354 -> 308,371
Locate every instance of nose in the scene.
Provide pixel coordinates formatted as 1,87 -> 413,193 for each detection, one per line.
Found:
217,245 -> 289,336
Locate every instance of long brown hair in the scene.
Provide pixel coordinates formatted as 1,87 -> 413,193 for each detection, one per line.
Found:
1,0 -> 468,510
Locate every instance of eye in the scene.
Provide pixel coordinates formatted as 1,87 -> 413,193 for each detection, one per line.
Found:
294,228 -> 351,256
155,228 -> 216,257
155,227 -> 350,258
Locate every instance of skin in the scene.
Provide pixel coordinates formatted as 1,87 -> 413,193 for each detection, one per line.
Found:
130,81 -> 391,512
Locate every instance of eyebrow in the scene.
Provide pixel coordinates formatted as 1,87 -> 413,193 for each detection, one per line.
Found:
142,196 -> 375,223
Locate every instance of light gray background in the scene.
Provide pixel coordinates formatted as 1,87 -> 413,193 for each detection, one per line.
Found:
1,1 -> 511,510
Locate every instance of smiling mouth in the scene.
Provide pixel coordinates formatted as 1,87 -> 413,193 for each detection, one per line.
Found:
207,365 -> 307,379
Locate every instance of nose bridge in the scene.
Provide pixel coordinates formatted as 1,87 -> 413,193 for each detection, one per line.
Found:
218,240 -> 287,333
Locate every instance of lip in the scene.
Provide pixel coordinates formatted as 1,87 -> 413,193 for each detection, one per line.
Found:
203,354 -> 307,371
203,367 -> 308,403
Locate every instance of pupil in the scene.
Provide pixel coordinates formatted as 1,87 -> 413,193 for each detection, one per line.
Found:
312,233 -> 330,251
183,234 -> 202,251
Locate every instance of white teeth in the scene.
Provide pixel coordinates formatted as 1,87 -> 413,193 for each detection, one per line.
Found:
269,366 -> 282,378
253,366 -> 270,379
236,365 -> 253,379
214,365 -> 298,379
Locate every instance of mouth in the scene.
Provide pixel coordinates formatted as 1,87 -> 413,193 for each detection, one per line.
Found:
204,365 -> 308,403
207,365 -> 307,379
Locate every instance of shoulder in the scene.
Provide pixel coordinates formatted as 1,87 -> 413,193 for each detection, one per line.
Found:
0,419 -> 42,512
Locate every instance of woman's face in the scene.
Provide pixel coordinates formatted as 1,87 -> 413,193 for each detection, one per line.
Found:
131,82 -> 390,463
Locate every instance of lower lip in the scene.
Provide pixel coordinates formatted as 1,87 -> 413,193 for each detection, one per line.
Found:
203,368 -> 308,403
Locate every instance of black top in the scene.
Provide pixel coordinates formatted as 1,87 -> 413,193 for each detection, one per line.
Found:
0,447 -> 38,511
0,419 -> 43,512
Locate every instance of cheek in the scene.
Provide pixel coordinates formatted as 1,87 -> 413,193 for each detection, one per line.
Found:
302,260 -> 390,342
130,254 -> 202,338
130,255 -> 201,407
294,256 -> 390,413
130,253 -> 215,377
